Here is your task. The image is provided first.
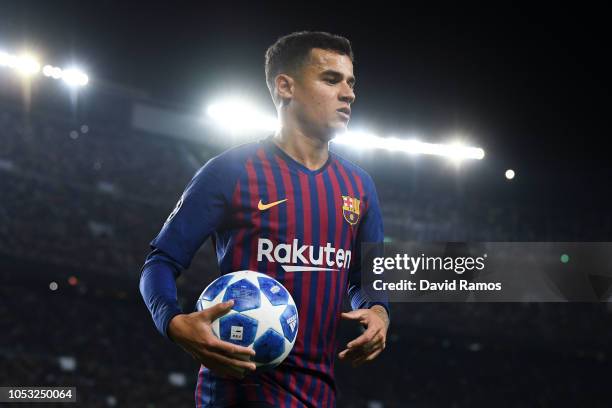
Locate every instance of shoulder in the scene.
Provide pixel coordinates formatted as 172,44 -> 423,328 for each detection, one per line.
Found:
195,142 -> 260,180
330,151 -> 377,192
200,140 -> 261,174
186,140 -> 262,198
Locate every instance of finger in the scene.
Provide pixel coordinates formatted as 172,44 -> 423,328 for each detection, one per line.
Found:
353,347 -> 382,367
347,331 -> 385,350
202,300 -> 235,321
347,327 -> 380,349
205,360 -> 248,379
198,359 -> 247,379
201,348 -> 257,372
339,334 -> 384,361
365,347 -> 384,361
359,334 -> 385,353
361,341 -> 383,354
185,339 -> 255,369
198,358 -> 253,380
352,348 -> 383,367
341,310 -> 365,321
338,346 -> 367,362
207,338 -> 256,357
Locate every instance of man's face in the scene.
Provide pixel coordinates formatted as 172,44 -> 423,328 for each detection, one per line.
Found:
288,48 -> 356,141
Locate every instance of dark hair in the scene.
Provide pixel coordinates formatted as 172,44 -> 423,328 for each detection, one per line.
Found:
265,31 -> 354,105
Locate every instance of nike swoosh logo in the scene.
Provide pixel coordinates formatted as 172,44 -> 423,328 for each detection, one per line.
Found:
258,198 -> 287,211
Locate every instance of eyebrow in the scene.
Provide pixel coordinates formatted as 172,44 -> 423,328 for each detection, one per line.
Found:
320,69 -> 356,86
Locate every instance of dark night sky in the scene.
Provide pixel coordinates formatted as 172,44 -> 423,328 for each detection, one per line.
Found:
0,2 -> 609,182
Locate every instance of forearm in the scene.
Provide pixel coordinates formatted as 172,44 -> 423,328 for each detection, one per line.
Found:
139,258 -> 184,339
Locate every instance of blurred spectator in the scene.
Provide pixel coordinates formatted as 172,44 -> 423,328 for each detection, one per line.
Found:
2,100 -> 612,407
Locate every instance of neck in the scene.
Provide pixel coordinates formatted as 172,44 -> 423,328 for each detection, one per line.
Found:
272,125 -> 330,171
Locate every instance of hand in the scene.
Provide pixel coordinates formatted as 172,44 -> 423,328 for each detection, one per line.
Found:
338,305 -> 389,367
168,300 -> 257,379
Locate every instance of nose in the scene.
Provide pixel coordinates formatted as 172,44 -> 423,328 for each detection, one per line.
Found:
339,82 -> 355,105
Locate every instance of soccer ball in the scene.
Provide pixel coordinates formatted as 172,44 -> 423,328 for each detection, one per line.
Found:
196,271 -> 299,369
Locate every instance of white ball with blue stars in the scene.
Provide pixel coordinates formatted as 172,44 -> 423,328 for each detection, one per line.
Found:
196,271 -> 299,370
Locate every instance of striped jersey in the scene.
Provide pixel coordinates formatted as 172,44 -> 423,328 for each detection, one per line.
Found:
149,135 -> 385,407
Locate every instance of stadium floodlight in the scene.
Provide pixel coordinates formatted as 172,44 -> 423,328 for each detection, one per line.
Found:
61,67 -> 89,87
0,51 -> 13,67
13,54 -> 40,76
1,48 -> 89,86
204,98 -> 484,161
42,64 -> 54,76
43,64 -> 63,79
332,130 -> 383,150
206,99 -> 278,134
333,131 -> 485,160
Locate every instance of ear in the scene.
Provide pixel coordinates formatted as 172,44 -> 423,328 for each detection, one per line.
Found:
275,73 -> 295,102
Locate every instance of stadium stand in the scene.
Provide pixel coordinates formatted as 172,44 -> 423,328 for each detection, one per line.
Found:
2,91 -> 612,407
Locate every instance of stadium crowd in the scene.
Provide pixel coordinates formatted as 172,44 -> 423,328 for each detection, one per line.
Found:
2,100 -> 612,407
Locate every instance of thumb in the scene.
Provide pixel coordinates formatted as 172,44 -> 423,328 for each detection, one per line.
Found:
341,310 -> 363,320
203,300 -> 235,321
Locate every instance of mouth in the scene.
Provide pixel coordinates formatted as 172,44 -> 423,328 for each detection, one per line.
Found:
336,107 -> 351,119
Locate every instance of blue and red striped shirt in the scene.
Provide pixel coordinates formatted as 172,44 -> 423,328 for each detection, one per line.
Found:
141,136 -> 386,407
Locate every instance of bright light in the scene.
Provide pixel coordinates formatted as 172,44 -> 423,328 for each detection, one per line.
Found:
332,130 -> 381,150
206,99 -> 278,134
43,64 -> 63,79
505,169 -> 515,180
42,64 -> 54,76
0,51 -> 13,66
333,131 -> 485,160
62,68 -> 89,86
0,49 -> 89,86
204,98 -> 485,161
14,54 -> 40,76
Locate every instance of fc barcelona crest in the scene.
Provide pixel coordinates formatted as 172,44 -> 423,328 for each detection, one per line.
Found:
342,195 -> 361,226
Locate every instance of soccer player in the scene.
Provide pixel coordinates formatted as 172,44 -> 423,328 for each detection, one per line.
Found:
140,31 -> 390,408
